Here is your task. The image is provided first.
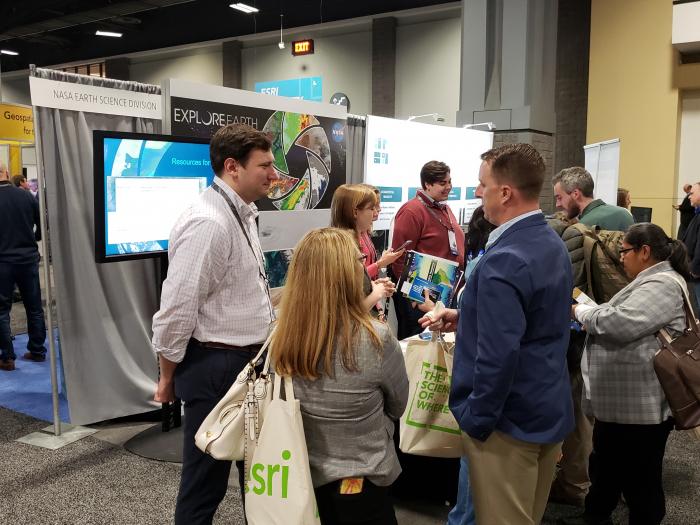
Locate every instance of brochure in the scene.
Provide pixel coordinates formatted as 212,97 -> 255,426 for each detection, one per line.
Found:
398,250 -> 462,305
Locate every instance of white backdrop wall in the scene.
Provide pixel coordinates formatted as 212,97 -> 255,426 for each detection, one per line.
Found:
395,17 -> 461,126
242,31 -> 372,114
130,46 -> 223,87
677,90 -> 700,231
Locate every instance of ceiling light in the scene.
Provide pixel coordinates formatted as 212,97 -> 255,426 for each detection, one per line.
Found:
95,30 -> 123,38
0,50 -> 19,56
230,3 -> 259,13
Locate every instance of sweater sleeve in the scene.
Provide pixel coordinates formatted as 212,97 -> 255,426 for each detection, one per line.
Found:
390,208 -> 421,278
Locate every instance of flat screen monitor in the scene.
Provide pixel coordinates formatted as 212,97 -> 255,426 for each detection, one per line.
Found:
93,130 -> 212,263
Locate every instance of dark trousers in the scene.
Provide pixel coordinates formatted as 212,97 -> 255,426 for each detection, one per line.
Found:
173,341 -> 260,525
585,418 -> 674,525
315,479 -> 398,525
0,261 -> 46,362
392,291 -> 424,340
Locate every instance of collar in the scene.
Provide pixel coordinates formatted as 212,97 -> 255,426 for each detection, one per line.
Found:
485,209 -> 542,251
213,177 -> 259,220
416,189 -> 447,210
635,260 -> 673,281
579,199 -> 605,218
0,180 -> 11,187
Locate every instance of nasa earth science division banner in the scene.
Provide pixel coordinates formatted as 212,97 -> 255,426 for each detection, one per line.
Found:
168,93 -> 347,212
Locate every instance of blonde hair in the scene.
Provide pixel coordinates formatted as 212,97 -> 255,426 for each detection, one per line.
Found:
271,228 -> 381,379
330,184 -> 379,231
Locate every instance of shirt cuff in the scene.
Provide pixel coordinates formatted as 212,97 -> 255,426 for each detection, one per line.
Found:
153,343 -> 187,364
574,304 -> 595,324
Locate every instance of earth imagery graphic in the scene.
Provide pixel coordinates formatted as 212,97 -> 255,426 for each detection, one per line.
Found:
263,111 -> 332,210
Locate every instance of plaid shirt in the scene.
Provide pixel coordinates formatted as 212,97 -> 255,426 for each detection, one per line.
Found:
578,261 -> 686,424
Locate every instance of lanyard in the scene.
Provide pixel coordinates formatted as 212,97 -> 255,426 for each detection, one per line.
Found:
212,183 -> 274,320
416,192 -> 454,232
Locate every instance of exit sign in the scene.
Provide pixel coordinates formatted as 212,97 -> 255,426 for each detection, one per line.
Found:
292,39 -> 314,56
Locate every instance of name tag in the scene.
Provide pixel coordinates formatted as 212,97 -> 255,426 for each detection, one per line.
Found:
448,229 -> 459,256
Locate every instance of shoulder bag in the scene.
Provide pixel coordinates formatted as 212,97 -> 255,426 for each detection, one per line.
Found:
655,274 -> 700,430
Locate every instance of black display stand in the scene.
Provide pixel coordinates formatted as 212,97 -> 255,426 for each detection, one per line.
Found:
124,255 -> 184,463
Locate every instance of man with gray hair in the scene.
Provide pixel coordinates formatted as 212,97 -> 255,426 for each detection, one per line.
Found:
552,167 -> 633,231
549,166 -> 633,509
0,162 -> 47,371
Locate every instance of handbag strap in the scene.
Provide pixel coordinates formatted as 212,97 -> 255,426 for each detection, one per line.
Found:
656,273 -> 698,345
272,371 -> 296,401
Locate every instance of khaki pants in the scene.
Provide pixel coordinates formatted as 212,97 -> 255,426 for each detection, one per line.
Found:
462,431 -> 562,525
552,367 -> 594,501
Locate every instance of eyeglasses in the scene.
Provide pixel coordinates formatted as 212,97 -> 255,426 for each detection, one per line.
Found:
357,253 -> 368,262
619,247 -> 636,256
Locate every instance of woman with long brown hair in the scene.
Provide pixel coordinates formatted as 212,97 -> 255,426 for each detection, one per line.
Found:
271,227 -> 408,524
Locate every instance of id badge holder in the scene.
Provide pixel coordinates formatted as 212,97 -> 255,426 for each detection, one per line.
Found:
448,229 -> 459,256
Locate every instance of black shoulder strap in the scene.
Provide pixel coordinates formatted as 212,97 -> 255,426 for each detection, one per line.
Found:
211,183 -> 257,259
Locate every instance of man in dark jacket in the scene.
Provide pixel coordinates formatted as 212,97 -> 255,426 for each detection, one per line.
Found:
681,182 -> 700,312
0,162 -> 46,371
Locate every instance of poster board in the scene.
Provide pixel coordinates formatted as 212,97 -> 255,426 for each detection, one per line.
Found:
363,115 -> 493,230
584,138 -> 620,206
163,79 -> 347,287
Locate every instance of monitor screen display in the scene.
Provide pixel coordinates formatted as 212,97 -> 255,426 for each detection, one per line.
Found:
94,131 -> 212,263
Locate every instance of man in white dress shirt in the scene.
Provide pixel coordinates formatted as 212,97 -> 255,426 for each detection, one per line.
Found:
152,124 -> 277,524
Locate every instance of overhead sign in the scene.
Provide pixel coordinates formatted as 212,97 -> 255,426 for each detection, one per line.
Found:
0,103 -> 34,142
29,76 -> 161,119
254,76 -> 322,102
292,39 -> 315,56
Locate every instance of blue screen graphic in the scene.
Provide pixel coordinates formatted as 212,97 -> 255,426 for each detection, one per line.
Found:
103,138 -> 213,256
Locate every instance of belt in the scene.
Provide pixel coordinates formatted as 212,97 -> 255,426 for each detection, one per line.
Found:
190,338 -> 262,353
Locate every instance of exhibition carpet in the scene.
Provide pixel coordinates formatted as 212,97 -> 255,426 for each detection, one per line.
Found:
0,330 -> 69,423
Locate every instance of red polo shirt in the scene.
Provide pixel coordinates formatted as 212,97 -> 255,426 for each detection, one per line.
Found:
390,192 -> 465,278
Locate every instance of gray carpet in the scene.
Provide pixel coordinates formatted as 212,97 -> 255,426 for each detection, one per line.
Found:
0,405 -> 698,524
0,408 -> 244,524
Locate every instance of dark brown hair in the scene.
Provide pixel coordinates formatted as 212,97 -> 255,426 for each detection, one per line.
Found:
209,124 -> 272,176
420,160 -> 450,189
625,223 -> 690,280
481,143 -> 545,200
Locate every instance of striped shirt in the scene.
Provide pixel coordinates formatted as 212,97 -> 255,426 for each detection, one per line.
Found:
152,177 -> 273,363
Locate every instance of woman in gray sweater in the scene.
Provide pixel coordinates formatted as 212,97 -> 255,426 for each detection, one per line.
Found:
271,227 -> 409,525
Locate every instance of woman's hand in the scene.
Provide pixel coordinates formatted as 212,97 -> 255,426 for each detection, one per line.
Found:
414,289 -> 436,313
571,304 -> 578,320
376,248 -> 405,268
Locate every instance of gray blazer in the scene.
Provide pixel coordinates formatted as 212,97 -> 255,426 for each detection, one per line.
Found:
292,321 -> 409,487
578,261 -> 686,424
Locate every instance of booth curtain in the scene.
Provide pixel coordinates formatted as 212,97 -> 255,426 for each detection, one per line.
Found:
31,67 -> 162,424
346,114 -> 366,185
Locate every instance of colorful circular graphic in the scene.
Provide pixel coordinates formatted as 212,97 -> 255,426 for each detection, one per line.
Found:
262,111 -> 331,210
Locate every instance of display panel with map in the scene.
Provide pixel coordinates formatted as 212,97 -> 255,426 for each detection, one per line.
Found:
93,130 -> 212,263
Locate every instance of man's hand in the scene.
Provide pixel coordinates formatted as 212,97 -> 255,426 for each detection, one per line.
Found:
418,307 -> 459,333
154,354 -> 178,403
154,377 -> 175,403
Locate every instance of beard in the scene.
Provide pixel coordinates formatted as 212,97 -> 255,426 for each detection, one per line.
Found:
566,202 -> 581,220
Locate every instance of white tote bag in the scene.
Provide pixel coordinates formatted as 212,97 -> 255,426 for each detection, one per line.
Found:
399,332 -> 463,458
245,373 -> 320,525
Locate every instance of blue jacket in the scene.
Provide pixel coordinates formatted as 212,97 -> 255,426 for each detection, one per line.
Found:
450,213 -> 574,444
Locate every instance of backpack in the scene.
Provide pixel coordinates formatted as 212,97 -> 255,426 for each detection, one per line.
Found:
570,223 -> 630,303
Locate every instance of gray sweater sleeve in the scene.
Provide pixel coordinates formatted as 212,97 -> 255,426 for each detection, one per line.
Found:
379,331 -> 409,420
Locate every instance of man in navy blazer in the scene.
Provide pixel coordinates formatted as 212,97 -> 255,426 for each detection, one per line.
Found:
422,144 -> 574,525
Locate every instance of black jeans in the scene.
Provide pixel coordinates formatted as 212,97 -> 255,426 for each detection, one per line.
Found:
173,341 -> 261,525
0,261 -> 46,361
315,479 -> 398,525
585,418 -> 674,525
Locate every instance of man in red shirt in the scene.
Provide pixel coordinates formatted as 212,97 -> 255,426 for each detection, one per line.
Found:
390,161 -> 465,339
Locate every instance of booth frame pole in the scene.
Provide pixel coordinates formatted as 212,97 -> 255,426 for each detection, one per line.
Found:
32,103 -> 61,437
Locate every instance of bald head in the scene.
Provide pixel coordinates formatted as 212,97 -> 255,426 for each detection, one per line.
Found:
0,163 -> 9,181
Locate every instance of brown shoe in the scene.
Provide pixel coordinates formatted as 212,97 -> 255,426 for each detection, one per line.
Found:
23,352 -> 46,362
549,481 -> 586,508
0,360 -> 16,371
